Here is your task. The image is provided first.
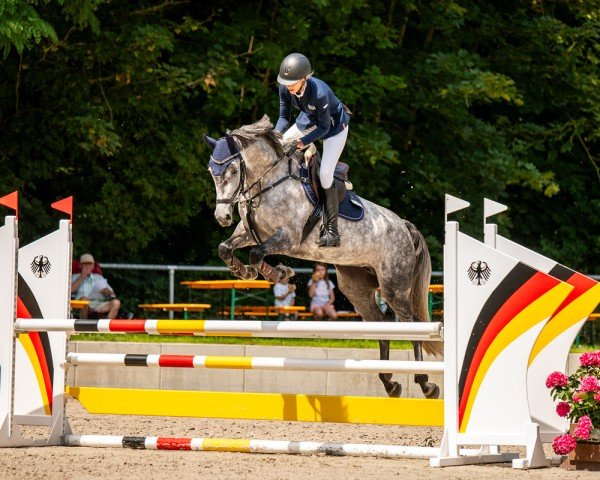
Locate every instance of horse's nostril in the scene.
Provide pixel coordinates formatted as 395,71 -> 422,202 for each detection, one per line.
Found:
225,213 -> 231,221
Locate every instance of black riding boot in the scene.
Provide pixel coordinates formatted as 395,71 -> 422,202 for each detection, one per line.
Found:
316,186 -> 340,247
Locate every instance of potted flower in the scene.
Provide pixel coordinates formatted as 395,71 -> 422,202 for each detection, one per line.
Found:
546,350 -> 600,463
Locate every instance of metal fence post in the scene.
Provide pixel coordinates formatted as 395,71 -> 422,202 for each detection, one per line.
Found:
168,267 -> 175,319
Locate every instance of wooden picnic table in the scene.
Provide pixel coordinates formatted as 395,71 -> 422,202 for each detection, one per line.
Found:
138,303 -> 211,320
70,299 -> 90,309
181,279 -> 272,320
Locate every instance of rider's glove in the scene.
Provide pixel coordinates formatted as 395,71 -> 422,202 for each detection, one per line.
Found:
284,140 -> 299,156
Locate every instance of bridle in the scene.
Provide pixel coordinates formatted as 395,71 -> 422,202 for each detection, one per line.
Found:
213,151 -> 246,206
211,142 -> 301,243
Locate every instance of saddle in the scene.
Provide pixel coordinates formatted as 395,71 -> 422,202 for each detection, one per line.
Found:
298,148 -> 364,243
306,151 -> 350,204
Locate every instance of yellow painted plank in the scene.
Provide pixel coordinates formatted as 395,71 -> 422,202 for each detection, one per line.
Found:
66,387 -> 444,427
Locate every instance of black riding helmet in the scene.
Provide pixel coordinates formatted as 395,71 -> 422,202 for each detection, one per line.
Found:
277,53 -> 312,85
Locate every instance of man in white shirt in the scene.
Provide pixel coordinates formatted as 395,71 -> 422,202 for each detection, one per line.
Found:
71,253 -> 121,319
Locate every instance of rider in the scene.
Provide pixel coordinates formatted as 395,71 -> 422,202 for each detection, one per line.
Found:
274,53 -> 350,248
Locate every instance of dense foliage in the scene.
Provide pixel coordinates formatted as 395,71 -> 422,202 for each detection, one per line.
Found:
1,0 -> 598,280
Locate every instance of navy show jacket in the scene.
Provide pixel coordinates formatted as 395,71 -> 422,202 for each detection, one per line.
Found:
275,77 -> 350,145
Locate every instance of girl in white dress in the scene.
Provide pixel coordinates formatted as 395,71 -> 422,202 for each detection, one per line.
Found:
307,262 -> 337,321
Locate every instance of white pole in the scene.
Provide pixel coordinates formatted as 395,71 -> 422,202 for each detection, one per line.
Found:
66,353 -> 445,374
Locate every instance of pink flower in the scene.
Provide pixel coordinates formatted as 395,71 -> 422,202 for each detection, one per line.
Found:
580,351 -> 600,367
546,371 -> 569,388
552,434 -> 577,455
556,401 -> 571,417
579,375 -> 600,393
573,394 -> 582,404
573,416 -> 593,440
595,393 -> 600,402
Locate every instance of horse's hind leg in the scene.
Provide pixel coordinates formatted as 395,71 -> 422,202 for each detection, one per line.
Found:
378,340 -> 402,398
379,277 -> 440,399
335,265 -> 402,398
413,341 -> 440,399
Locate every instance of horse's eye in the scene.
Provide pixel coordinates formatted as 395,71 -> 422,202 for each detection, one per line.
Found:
231,167 -> 238,174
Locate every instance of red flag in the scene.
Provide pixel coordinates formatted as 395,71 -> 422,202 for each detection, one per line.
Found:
51,196 -> 73,222
0,191 -> 18,217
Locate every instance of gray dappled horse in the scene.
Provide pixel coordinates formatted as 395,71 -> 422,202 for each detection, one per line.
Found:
204,115 -> 442,399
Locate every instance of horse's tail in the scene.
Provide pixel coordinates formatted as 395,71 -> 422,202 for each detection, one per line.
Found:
406,221 -> 443,357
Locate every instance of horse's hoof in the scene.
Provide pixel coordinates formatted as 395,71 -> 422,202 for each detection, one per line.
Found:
240,266 -> 256,280
423,383 -> 440,399
386,382 -> 402,398
275,264 -> 295,280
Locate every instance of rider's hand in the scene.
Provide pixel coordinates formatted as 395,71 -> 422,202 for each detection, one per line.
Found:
297,140 -> 304,149
285,140 -> 299,156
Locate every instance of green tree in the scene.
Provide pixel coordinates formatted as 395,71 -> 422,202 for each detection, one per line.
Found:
0,0 -> 598,284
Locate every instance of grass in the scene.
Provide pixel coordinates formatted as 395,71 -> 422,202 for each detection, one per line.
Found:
72,333 -> 414,350
71,333 -> 599,352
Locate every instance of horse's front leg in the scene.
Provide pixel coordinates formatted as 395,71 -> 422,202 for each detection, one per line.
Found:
218,222 -> 258,280
248,228 -> 295,284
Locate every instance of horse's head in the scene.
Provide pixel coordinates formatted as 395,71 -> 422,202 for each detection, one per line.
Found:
204,115 -> 286,228
203,133 -> 243,227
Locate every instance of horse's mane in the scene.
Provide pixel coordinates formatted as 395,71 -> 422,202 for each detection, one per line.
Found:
230,115 -> 284,157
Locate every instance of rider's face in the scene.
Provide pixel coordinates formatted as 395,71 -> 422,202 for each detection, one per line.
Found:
286,79 -> 306,95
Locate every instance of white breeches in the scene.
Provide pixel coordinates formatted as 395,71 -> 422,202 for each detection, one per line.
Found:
283,125 -> 349,189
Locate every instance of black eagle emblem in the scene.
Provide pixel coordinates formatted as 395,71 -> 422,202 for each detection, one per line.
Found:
467,261 -> 491,285
31,255 -> 51,278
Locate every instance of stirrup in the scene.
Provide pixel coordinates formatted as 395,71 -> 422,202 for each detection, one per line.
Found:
317,231 -> 340,248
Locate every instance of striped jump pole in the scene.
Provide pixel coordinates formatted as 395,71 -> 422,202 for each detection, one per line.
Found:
65,434 -> 481,459
14,319 -> 443,341
66,353 -> 444,374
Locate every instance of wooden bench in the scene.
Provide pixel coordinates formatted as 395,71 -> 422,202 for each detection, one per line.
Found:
220,305 -> 306,318
297,311 -> 362,320
139,303 -> 211,320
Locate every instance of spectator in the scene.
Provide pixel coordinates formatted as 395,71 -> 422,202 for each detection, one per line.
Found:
307,262 -> 337,321
273,277 -> 297,320
71,253 -> 121,319
274,277 -> 296,307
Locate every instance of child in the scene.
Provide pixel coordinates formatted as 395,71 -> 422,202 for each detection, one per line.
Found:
307,262 -> 337,321
273,277 -> 296,307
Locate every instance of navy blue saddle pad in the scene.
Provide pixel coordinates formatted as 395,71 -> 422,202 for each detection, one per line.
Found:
300,165 -> 364,222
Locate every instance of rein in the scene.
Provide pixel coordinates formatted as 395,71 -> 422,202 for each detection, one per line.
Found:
243,153 -> 301,244
241,155 -> 301,205
217,150 -> 301,244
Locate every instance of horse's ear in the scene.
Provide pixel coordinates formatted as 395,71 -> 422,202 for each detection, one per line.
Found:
202,134 -> 217,150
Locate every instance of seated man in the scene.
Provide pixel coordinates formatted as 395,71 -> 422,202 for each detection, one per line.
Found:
71,253 -> 121,319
